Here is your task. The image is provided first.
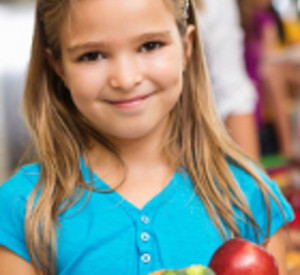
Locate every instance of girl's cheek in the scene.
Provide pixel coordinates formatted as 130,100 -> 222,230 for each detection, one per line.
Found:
146,51 -> 184,88
67,69 -> 107,100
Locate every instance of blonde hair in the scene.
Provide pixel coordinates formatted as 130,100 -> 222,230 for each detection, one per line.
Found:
23,0 -> 281,273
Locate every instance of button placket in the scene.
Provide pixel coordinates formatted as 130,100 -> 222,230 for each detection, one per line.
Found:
141,252 -> 151,263
138,213 -> 153,270
141,232 -> 150,242
141,215 -> 149,224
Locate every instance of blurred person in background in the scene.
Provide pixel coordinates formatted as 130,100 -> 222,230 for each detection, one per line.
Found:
237,0 -> 300,273
198,0 -> 300,273
237,0 -> 300,158
197,0 -> 260,161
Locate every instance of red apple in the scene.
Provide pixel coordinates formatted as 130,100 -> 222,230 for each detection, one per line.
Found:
209,238 -> 279,275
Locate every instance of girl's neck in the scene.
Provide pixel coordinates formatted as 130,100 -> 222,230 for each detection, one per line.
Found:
86,122 -> 176,209
87,118 -> 173,175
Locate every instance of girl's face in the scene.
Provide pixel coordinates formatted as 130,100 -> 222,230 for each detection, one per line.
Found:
50,0 -> 194,142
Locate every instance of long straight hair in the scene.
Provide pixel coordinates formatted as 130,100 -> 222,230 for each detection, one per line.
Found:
22,0 -> 284,273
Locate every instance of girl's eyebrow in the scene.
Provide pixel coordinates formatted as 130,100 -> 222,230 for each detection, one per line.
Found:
67,31 -> 172,54
132,30 -> 172,43
67,41 -> 109,54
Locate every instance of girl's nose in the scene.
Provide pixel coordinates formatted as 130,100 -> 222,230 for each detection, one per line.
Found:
109,55 -> 143,91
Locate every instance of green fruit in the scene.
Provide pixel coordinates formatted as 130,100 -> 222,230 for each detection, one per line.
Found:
162,271 -> 183,275
185,265 -> 215,275
186,265 -> 205,275
160,265 -> 215,275
203,268 -> 215,275
162,271 -> 187,275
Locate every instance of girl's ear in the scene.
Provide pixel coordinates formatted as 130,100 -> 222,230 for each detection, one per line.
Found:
183,25 -> 195,70
45,48 -> 67,84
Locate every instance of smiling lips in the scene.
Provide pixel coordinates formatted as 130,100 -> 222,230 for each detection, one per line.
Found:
106,92 -> 154,109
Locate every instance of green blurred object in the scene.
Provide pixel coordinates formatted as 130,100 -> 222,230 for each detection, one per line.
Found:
187,265 -> 215,275
161,265 -> 215,275
161,271 -> 181,275
260,154 -> 289,169
162,271 -> 184,275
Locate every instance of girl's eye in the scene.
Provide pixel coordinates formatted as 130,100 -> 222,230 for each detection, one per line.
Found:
140,41 -> 164,53
78,51 -> 104,62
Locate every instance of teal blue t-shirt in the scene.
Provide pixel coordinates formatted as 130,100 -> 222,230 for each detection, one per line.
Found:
0,160 -> 294,274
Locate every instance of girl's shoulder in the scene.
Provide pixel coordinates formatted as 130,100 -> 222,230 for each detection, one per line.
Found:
227,159 -> 261,178
0,164 -> 41,263
227,159 -> 287,203
0,163 -> 41,199
227,160 -> 294,241
228,159 -> 294,219
228,159 -> 269,187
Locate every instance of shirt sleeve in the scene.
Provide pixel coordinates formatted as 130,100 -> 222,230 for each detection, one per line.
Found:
0,169 -> 34,262
232,164 -> 294,243
198,0 -> 257,120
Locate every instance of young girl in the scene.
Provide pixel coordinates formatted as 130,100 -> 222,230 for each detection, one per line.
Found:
0,0 -> 294,274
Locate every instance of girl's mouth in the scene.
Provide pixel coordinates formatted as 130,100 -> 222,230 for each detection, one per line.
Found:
105,93 -> 154,109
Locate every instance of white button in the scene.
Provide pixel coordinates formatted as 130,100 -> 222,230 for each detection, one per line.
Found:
141,232 -> 150,242
141,253 -> 151,263
141,215 -> 149,224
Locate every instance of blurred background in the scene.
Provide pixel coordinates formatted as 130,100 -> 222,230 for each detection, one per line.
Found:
0,0 -> 33,182
1,0 -> 300,272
